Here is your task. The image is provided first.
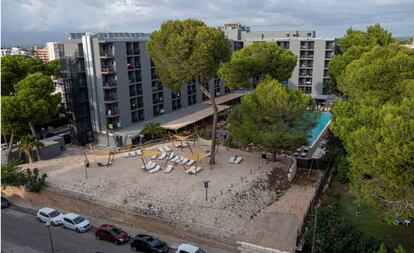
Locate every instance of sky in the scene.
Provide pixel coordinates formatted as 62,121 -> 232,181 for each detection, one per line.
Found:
1,0 -> 414,47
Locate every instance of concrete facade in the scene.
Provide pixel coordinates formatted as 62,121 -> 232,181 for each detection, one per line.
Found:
60,33 -> 232,146
221,23 -> 334,97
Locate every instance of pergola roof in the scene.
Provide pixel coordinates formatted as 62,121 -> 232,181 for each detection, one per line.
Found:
161,105 -> 230,131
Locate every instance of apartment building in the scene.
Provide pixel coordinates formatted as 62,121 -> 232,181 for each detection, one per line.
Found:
46,42 -> 65,61
33,47 -> 48,63
60,32 -> 235,146
220,23 -> 335,97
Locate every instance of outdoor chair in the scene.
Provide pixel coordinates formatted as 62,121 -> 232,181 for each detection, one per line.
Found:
136,149 -> 143,156
123,152 -> 130,158
168,152 -> 175,160
151,154 -> 158,160
180,158 -> 189,165
148,165 -> 161,174
158,146 -> 165,152
171,156 -> 179,163
182,142 -> 189,147
130,151 -> 137,157
228,156 -> 236,163
194,167 -> 203,174
185,165 -> 197,174
158,152 -> 167,160
234,156 -> 243,164
164,164 -> 174,173
142,161 -> 156,170
186,160 -> 195,166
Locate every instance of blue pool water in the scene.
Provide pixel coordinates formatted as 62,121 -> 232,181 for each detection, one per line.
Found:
307,112 -> 331,146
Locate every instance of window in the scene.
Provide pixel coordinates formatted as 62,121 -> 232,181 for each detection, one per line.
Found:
40,212 -> 48,218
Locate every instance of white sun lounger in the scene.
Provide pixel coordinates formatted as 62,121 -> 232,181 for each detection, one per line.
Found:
163,146 -> 172,152
180,158 -> 189,165
171,156 -> 179,163
148,165 -> 161,174
194,167 -> 203,174
185,165 -> 197,174
151,154 -> 157,160
158,152 -> 167,160
130,151 -> 137,157
136,149 -> 142,156
158,146 -> 165,152
186,160 -> 195,166
205,152 -> 211,157
234,156 -> 243,164
228,156 -> 236,163
168,152 -> 175,160
142,161 -> 156,170
173,142 -> 182,148
182,142 -> 189,147
123,152 -> 130,158
164,164 -> 174,173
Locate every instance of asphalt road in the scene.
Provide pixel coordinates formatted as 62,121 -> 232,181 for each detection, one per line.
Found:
1,206 -> 175,253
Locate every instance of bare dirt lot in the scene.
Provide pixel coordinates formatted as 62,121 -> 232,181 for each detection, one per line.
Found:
19,141 -> 321,251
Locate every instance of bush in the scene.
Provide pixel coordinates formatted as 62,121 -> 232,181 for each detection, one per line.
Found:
196,129 -> 211,140
304,205 -> 381,253
224,134 -> 241,149
24,168 -> 47,192
1,162 -> 26,188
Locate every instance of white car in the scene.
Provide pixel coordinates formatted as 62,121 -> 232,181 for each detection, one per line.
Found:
62,213 -> 91,232
176,244 -> 206,253
36,207 -> 63,225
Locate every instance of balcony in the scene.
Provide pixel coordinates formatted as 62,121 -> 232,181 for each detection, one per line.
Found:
101,67 -> 116,74
107,122 -> 120,130
104,94 -> 118,103
106,108 -> 120,117
100,51 -> 115,58
75,51 -> 84,58
103,81 -> 117,89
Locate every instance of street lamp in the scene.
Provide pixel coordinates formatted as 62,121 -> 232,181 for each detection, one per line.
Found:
202,180 -> 210,201
45,221 -> 55,253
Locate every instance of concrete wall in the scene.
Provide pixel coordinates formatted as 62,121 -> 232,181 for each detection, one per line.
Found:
237,241 -> 291,253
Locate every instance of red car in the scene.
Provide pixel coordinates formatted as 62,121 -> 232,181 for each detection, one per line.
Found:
95,224 -> 130,245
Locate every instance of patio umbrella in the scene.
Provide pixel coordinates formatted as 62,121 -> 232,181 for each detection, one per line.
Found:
187,151 -> 207,167
140,149 -> 161,165
172,133 -> 193,153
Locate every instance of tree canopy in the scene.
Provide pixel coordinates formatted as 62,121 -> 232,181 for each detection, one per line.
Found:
139,122 -> 167,140
147,19 -> 231,164
218,42 -> 297,88
228,79 -> 317,159
1,55 -> 44,95
14,72 -> 62,134
331,44 -> 414,218
328,24 -> 395,93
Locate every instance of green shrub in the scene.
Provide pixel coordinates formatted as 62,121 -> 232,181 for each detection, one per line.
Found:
1,161 -> 26,188
24,168 -> 47,192
224,134 -> 241,149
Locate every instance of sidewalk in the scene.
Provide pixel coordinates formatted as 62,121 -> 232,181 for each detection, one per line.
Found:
7,197 -> 234,253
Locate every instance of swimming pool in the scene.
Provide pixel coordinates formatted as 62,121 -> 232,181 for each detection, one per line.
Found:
307,112 -> 331,147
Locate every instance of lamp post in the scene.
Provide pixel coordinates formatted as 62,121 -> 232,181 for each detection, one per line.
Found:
202,180 -> 210,201
45,221 -> 55,253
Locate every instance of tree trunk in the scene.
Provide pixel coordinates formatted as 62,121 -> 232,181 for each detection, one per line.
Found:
28,121 -> 42,161
6,132 -> 14,162
198,78 -> 218,165
25,150 -> 33,163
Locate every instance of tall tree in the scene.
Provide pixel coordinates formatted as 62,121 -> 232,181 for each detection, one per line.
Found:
0,55 -> 43,95
331,44 -> 414,218
14,72 -> 61,160
327,24 -> 395,93
228,79 -> 317,160
139,122 -> 167,140
218,42 -> 297,88
147,19 -> 231,164
42,59 -> 62,77
1,96 -> 29,161
18,135 -> 45,163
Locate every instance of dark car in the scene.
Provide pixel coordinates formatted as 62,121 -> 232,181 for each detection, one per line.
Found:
130,234 -> 169,253
1,197 -> 10,209
95,224 -> 130,245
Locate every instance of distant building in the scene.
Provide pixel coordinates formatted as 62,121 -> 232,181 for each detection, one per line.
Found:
46,42 -> 65,61
1,48 -> 11,57
220,23 -> 335,97
33,48 -> 49,63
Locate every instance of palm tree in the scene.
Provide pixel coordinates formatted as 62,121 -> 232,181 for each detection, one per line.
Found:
18,135 -> 45,163
139,122 -> 166,140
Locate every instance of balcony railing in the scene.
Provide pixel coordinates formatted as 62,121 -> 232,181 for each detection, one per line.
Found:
101,67 -> 116,74
100,51 -> 115,58
103,81 -> 117,89
107,123 -> 120,130
106,108 -> 120,116
75,51 -> 84,58
104,94 -> 118,102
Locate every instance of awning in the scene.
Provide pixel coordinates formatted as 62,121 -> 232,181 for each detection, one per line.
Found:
203,91 -> 248,105
161,105 -> 230,131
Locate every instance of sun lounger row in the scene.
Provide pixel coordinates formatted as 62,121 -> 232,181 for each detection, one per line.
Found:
173,142 -> 189,148
123,150 -> 143,158
228,156 -> 243,164
158,145 -> 172,153
185,165 -> 203,175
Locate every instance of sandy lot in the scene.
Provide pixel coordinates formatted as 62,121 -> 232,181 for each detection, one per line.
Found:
23,141 -> 320,250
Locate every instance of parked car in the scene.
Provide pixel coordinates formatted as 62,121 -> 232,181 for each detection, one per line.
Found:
95,224 -> 129,245
130,234 -> 169,253
176,244 -> 206,253
1,197 -> 10,209
36,207 -> 63,225
62,213 -> 90,232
